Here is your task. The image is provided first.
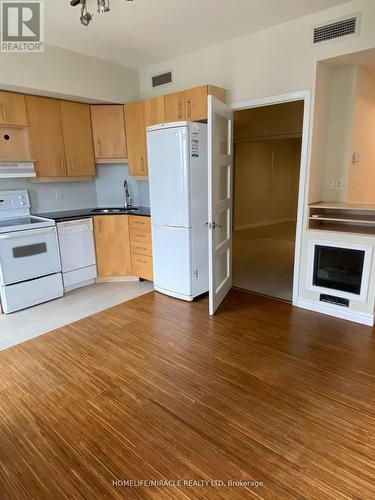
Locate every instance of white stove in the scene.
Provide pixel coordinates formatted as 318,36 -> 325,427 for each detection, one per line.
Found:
0,190 -> 63,314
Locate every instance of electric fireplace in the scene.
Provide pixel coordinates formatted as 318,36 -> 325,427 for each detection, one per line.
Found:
308,240 -> 373,302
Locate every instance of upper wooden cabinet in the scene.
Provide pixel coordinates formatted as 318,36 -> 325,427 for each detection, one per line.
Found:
26,96 -> 66,177
90,105 -> 127,162
124,101 -> 148,177
144,96 -> 165,128
93,215 -> 132,277
60,101 -> 95,177
164,85 -> 227,122
26,97 -> 95,178
0,91 -> 28,126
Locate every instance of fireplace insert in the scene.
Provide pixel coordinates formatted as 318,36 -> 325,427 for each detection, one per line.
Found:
313,245 -> 365,295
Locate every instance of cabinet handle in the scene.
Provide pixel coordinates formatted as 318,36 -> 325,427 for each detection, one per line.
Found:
69,158 -> 75,172
178,102 -> 182,119
141,158 -> 144,171
96,140 -> 101,157
1,103 -> 7,121
60,156 -> 65,175
187,100 -> 192,119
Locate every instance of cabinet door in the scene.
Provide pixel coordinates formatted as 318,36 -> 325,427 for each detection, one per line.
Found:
124,101 -> 148,176
144,96 -> 165,127
0,91 -> 28,126
90,105 -> 127,160
93,216 -> 132,277
60,101 -> 95,177
26,96 -> 67,177
164,92 -> 186,122
184,86 -> 208,121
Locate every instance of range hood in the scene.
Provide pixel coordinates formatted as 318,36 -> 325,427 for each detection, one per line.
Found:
0,162 -> 36,178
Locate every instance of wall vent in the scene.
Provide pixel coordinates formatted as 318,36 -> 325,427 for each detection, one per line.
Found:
313,14 -> 360,44
152,71 -> 173,88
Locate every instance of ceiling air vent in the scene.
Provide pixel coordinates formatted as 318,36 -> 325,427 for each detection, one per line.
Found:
313,14 -> 360,44
152,71 -> 173,88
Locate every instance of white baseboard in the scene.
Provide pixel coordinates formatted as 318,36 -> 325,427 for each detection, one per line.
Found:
296,298 -> 374,326
234,218 -> 295,232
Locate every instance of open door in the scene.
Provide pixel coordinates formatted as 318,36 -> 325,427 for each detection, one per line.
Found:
208,95 -> 234,315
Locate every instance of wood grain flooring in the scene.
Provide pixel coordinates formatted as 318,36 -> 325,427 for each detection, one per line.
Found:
1,289 -> 375,499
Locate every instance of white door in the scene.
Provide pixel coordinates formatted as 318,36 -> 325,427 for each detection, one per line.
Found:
208,95 -> 234,315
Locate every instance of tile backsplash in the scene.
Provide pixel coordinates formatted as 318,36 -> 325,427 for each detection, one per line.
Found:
95,164 -> 150,207
0,163 -> 150,213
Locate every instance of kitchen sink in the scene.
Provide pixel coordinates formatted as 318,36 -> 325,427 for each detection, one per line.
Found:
91,208 -> 138,214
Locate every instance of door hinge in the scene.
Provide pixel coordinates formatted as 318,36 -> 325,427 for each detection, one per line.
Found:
193,269 -> 199,279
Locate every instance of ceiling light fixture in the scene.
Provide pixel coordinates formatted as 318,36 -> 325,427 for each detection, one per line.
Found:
70,0 -> 133,27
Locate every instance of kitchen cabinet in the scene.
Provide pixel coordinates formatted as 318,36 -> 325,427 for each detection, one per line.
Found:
144,96 -> 165,127
130,216 -> 153,281
26,96 -> 66,177
0,126 -> 31,162
124,101 -> 148,177
0,91 -> 28,126
93,215 -> 132,277
164,85 -> 226,122
90,105 -> 127,162
60,101 -> 95,177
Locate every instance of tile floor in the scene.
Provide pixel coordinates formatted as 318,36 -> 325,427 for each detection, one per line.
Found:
0,281 -> 154,350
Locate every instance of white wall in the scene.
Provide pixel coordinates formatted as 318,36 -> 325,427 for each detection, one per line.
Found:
0,177 -> 97,213
0,165 -> 150,214
322,65 -> 358,202
139,0 -> 375,104
347,67 -> 375,202
0,44 -> 140,103
95,164 -> 150,207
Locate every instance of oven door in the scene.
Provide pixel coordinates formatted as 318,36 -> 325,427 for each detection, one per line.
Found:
0,227 -> 61,285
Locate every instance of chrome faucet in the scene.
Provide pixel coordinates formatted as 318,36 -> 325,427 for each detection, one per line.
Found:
124,180 -> 133,208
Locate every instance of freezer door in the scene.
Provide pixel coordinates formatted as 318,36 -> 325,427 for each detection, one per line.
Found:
152,224 -> 192,298
147,125 -> 191,227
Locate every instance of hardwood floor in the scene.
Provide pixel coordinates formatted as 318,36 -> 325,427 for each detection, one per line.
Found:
1,289 -> 375,499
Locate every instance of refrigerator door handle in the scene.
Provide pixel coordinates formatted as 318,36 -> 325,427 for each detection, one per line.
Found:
152,223 -> 191,229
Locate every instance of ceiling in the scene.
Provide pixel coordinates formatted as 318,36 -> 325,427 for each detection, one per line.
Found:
46,0 -> 351,68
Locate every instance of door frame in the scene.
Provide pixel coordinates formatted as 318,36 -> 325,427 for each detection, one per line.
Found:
231,90 -> 311,305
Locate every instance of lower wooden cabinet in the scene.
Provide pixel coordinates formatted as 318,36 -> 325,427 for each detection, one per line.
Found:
93,215 -> 132,277
129,216 -> 153,281
93,215 -> 153,281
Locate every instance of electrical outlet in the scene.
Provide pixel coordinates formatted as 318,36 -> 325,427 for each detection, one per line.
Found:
326,178 -> 335,191
335,178 -> 344,191
55,188 -> 63,200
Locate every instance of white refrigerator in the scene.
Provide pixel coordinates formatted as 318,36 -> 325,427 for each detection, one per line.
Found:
147,121 -> 208,301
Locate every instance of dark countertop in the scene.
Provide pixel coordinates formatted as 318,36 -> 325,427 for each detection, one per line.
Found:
36,206 -> 151,222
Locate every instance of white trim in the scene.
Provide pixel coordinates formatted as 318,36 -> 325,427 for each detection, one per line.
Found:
296,298 -> 374,327
306,238 -> 373,303
231,90 -> 311,305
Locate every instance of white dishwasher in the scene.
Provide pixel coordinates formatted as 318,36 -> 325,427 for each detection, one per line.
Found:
57,218 -> 97,292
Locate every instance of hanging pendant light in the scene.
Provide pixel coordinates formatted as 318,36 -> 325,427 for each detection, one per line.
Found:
70,0 -> 133,27
97,0 -> 110,14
